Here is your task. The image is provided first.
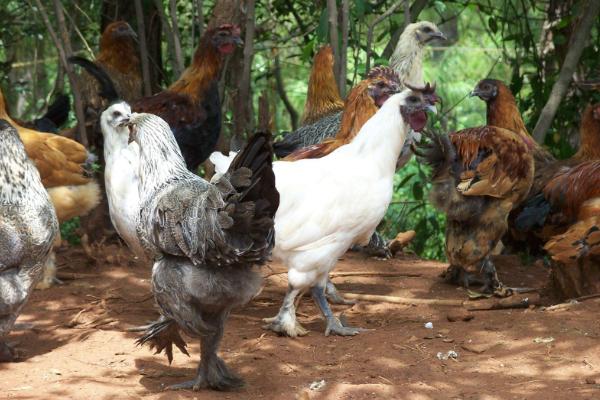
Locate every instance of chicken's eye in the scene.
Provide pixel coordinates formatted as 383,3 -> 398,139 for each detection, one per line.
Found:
377,81 -> 386,88
113,111 -> 122,118
407,96 -> 419,103
423,27 -> 433,33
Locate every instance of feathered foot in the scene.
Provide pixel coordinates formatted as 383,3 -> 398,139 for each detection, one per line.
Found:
166,355 -> 244,392
0,341 -> 17,362
135,317 -> 190,364
325,279 -> 356,305
168,310 -> 243,392
262,287 -> 309,337
312,286 -> 368,336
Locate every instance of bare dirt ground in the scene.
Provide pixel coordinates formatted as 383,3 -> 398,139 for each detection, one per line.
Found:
1,242 -> 599,400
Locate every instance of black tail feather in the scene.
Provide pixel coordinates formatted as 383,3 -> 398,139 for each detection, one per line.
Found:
34,94 -> 70,132
272,136 -> 298,159
228,131 -> 279,217
135,317 -> 189,364
68,56 -> 119,102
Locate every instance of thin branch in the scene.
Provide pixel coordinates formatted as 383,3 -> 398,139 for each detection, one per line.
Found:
234,0 -> 256,138
366,0 -> 404,72
532,0 -> 600,142
62,7 -> 95,59
134,0 -> 152,96
273,53 -> 298,130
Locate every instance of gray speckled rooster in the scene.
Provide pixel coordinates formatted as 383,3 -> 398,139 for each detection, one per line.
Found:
0,119 -> 58,362
128,112 -> 278,391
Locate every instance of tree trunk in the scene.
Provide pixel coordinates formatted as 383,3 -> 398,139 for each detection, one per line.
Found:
326,0 -> 340,89
339,0 -> 349,97
552,258 -> 600,299
134,0 -> 153,96
153,0 -> 185,77
231,0 -> 256,150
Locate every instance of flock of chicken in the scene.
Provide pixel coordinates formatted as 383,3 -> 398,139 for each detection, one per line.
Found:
0,17 -> 598,393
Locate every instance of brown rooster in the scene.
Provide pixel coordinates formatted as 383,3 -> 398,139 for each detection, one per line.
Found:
300,45 -> 344,126
73,24 -> 241,171
72,21 -> 142,150
474,80 -> 600,254
0,87 -> 100,288
417,125 -> 534,294
284,66 -> 401,161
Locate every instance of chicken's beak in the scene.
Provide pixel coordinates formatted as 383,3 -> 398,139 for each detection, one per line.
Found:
433,31 -> 447,41
117,117 -> 130,128
233,36 -> 244,46
469,89 -> 481,98
426,104 -> 438,115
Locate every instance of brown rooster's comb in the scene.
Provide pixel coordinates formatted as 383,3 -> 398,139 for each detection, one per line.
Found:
367,66 -> 400,84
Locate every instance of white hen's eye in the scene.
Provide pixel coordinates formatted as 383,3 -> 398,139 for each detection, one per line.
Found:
112,111 -> 122,118
423,26 -> 433,33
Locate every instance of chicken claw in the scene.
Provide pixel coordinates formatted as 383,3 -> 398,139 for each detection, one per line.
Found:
324,317 -> 368,337
262,287 -> 309,337
166,356 -> 244,392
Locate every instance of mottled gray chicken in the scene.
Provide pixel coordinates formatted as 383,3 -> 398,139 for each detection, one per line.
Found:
129,112 -> 278,391
0,119 -> 58,362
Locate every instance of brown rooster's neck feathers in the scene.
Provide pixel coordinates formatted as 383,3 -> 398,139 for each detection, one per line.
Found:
337,81 -> 378,143
574,104 -> 600,161
168,34 -> 223,102
300,46 -> 344,125
486,83 -> 553,164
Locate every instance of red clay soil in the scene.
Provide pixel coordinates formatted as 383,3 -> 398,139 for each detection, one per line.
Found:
1,243 -> 599,400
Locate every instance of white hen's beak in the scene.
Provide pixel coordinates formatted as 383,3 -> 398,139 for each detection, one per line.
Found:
426,104 -> 438,115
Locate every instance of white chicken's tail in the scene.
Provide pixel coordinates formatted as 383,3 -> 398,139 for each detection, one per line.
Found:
47,181 -> 101,222
209,151 -> 238,176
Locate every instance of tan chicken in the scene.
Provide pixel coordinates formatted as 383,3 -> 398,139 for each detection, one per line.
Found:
0,87 -> 100,288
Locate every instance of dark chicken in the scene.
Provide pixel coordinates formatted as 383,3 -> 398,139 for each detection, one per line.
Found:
128,110 -> 278,391
417,125 -> 534,293
73,24 -> 242,172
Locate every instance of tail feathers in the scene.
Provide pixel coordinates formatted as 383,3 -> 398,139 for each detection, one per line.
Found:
228,131 -> 279,217
35,94 -> 70,132
545,219 -> 600,263
514,193 -> 552,232
415,129 -> 456,179
47,181 -> 101,222
135,318 -> 189,365
68,56 -> 119,102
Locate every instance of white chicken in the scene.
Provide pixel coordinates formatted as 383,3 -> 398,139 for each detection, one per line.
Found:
212,87 -> 436,336
99,102 -> 146,260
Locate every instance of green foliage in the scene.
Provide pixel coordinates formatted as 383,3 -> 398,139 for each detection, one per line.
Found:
60,218 -> 81,246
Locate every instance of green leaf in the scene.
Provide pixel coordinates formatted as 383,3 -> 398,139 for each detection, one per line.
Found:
397,173 -> 416,189
433,0 -> 446,13
412,181 -> 424,201
316,8 -> 329,42
354,0 -> 366,18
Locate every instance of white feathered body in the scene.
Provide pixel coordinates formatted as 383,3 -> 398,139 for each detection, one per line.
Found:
212,92 -> 410,289
101,110 -> 146,259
